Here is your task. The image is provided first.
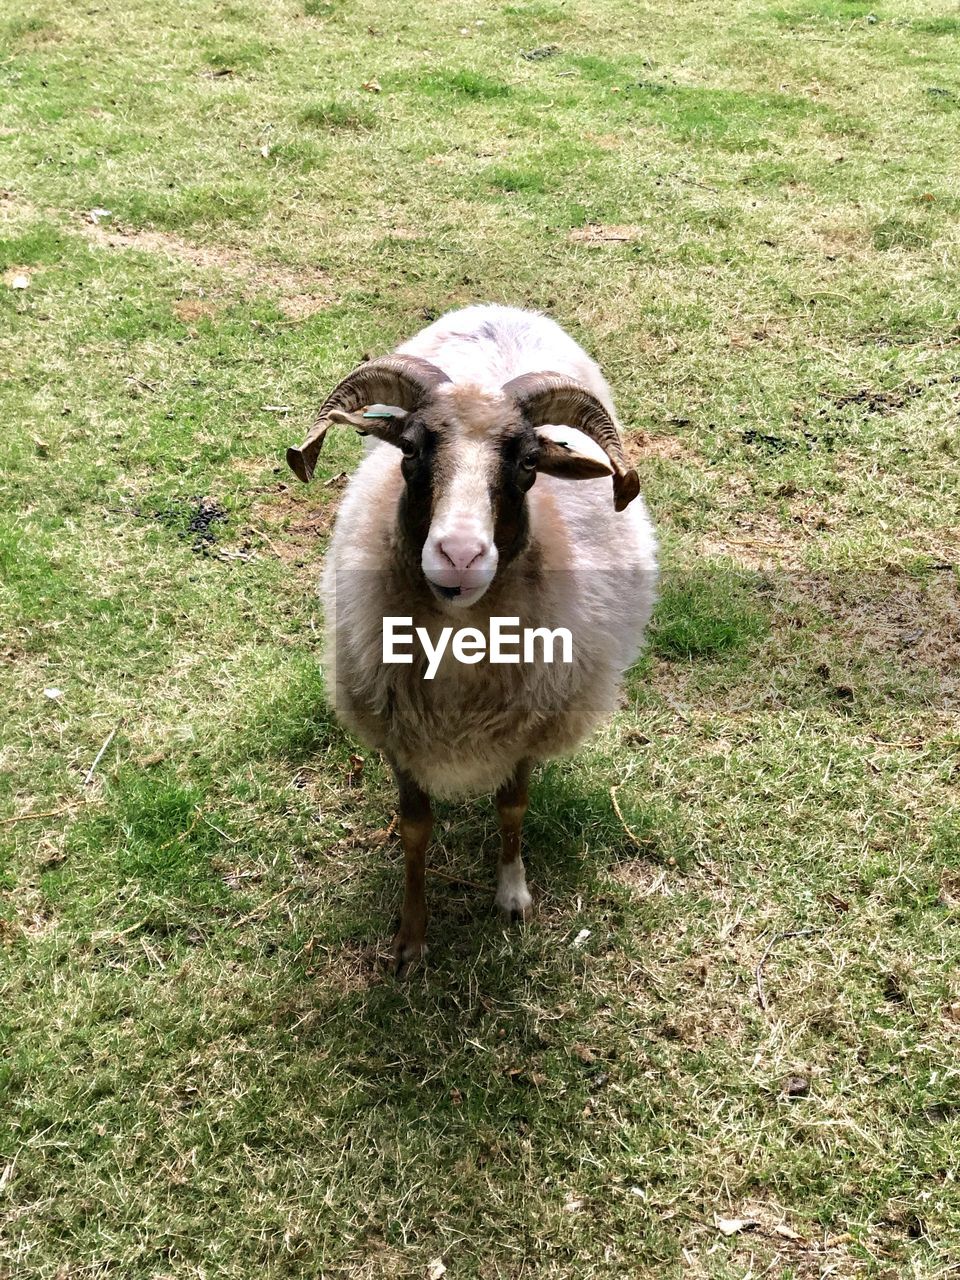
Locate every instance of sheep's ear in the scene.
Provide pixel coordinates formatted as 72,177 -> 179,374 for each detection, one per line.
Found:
326,408 -> 370,430
535,429 -> 615,481
328,404 -> 409,443
288,405 -> 410,481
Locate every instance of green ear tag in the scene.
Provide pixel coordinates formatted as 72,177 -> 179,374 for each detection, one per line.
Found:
363,404 -> 404,419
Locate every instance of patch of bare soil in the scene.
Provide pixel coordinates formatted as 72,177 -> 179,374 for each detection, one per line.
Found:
640,434 -> 703,464
277,294 -> 330,320
700,509 -> 813,571
281,508 -> 336,560
172,298 -> 219,323
79,219 -> 337,312
82,221 -> 247,270
2,266 -> 31,289
0,190 -> 37,222
809,219 -> 870,258
583,131 -> 621,150
231,456 -> 277,481
790,569 -> 960,680
250,481 -> 341,566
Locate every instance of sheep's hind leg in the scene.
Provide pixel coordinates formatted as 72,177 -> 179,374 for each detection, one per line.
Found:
390,763 -> 432,976
494,759 -> 533,922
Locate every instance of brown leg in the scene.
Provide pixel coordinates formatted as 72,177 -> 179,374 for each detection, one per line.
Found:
494,759 -> 533,921
390,762 -> 432,975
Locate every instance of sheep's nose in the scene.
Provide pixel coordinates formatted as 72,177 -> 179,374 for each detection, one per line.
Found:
438,533 -> 487,571
422,525 -> 498,603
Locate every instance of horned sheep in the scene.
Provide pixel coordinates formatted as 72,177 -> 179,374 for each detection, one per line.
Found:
287,304 -> 658,971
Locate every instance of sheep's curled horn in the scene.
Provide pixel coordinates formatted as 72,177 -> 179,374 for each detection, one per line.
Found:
502,371 -> 641,512
287,360 -> 639,510
286,355 -> 451,483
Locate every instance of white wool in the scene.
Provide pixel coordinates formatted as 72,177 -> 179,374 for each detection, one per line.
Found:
397,303 -> 618,408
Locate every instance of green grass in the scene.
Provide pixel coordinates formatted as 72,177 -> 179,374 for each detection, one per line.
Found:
649,570 -> 768,659
2,0 -> 960,1275
300,100 -> 378,131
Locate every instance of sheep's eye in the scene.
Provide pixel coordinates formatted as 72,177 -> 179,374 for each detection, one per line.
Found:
400,438 -> 418,459
520,455 -> 538,472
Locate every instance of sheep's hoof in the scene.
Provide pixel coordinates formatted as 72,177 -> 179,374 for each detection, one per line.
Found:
500,902 -> 533,925
494,880 -> 534,925
391,928 -> 426,978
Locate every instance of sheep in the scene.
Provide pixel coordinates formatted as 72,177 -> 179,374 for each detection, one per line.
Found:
287,304 -> 658,972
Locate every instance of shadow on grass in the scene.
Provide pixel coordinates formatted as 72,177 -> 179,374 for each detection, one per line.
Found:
280,754 -> 682,1001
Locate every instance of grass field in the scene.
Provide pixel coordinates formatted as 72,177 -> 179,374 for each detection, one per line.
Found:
2,0 -> 960,1275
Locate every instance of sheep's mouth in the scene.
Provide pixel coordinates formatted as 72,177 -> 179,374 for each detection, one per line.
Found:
426,577 -> 492,609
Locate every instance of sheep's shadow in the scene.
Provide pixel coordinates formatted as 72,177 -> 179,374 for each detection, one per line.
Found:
248,656 -> 678,1017
248,680 -> 682,1216
298,754 -> 671,989
263,762 -> 671,1217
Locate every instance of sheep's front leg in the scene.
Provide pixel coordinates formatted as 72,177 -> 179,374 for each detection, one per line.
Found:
390,763 -> 432,975
494,759 -> 533,922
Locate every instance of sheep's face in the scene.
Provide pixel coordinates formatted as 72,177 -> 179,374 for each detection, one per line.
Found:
393,385 -> 610,609
308,379 -> 619,607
